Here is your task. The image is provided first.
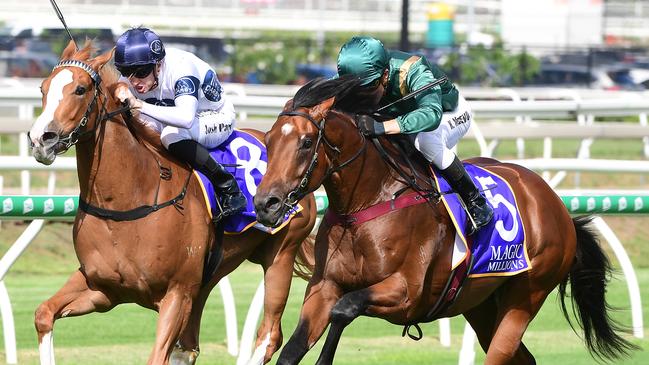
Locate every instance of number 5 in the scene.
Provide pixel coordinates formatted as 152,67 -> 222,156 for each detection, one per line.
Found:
475,175 -> 518,242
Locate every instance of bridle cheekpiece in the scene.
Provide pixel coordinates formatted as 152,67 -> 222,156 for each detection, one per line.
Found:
47,59 -> 130,152
50,59 -> 103,151
277,109 -> 366,211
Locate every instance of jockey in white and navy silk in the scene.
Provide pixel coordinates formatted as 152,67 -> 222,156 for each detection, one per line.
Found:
336,36 -> 493,234
114,27 -> 246,221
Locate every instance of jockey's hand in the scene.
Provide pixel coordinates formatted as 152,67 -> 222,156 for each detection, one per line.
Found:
114,83 -> 142,109
356,114 -> 385,137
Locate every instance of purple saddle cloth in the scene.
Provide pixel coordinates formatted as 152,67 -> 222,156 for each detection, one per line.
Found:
433,163 -> 531,277
194,130 -> 301,235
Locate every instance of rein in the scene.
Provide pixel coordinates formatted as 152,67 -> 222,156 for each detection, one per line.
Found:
278,110 -> 366,210
370,138 -> 435,193
51,59 -> 190,221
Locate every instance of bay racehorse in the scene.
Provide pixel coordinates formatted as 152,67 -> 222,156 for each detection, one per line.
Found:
253,77 -> 638,364
28,40 -> 316,365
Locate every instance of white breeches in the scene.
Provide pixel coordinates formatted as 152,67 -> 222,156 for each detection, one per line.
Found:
159,102 -> 236,149
413,95 -> 472,169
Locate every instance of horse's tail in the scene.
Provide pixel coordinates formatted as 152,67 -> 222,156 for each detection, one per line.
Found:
293,233 -> 316,281
558,216 -> 639,361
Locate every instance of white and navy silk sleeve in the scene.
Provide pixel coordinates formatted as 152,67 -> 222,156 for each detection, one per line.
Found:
139,64 -> 200,129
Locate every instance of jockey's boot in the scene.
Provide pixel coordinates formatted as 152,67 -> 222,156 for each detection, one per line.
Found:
206,159 -> 248,221
167,139 -> 248,223
439,156 -> 493,235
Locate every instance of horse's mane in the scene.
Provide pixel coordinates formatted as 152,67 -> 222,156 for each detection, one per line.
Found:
72,40 -> 120,85
292,75 -> 362,111
292,75 -> 386,115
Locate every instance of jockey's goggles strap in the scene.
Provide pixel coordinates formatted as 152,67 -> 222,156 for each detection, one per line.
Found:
54,60 -> 102,85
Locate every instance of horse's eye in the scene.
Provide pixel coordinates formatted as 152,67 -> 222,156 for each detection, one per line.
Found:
301,138 -> 313,149
75,86 -> 86,95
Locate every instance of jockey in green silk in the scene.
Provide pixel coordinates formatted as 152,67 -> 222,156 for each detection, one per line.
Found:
336,36 -> 493,234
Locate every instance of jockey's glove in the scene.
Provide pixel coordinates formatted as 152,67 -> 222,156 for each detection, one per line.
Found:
356,114 -> 385,137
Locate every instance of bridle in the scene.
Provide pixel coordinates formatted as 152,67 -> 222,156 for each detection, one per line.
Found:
277,110 -> 366,210
32,59 -> 131,152
35,58 -> 190,222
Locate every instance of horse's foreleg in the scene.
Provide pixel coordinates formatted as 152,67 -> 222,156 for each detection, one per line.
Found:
34,270 -> 116,365
251,241 -> 301,364
171,288 -> 209,365
315,275 -> 407,365
276,279 -> 341,365
148,287 -> 195,365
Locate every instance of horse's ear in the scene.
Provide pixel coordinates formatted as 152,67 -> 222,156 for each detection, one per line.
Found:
282,98 -> 294,111
309,96 -> 335,120
89,47 -> 115,70
60,40 -> 77,60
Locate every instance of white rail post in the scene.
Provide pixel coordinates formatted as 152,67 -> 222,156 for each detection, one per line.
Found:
438,317 -> 451,347
18,102 -> 34,196
0,282 -> 16,364
19,132 -> 30,195
591,217 -> 644,338
458,322 -> 476,365
237,279 -> 265,365
218,277 -> 240,356
0,219 -> 46,364
499,88 -> 526,158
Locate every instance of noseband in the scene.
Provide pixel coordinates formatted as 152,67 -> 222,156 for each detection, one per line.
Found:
36,60 -> 130,152
277,110 -> 366,210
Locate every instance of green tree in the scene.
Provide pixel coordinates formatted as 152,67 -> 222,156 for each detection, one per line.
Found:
230,39 -> 307,84
442,43 -> 539,86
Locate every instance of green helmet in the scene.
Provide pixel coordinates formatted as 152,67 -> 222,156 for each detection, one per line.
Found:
337,36 -> 389,86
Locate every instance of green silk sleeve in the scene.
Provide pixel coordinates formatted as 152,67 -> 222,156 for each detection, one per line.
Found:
428,61 -> 459,111
395,60 -> 444,134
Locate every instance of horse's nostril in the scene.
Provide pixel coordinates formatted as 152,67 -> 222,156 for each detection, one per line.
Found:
42,132 -> 58,142
266,196 -> 281,210
41,132 -> 60,148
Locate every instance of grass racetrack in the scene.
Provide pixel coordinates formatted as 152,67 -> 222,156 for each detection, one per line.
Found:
0,137 -> 648,363
0,219 -> 647,364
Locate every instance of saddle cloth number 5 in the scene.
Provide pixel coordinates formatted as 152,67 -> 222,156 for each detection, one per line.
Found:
475,175 -> 518,242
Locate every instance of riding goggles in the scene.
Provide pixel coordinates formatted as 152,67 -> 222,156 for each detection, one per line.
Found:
117,64 -> 155,79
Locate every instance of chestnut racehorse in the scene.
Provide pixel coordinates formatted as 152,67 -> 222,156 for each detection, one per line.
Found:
254,77 -> 637,364
28,41 -> 316,365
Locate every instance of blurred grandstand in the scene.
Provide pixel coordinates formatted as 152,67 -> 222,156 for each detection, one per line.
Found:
1,0 -> 649,88
0,1 -> 647,38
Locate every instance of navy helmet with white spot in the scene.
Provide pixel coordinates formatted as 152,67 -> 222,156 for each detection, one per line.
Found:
114,27 -> 166,68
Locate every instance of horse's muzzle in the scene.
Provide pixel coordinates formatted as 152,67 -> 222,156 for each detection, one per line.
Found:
254,194 -> 285,228
30,131 -> 61,165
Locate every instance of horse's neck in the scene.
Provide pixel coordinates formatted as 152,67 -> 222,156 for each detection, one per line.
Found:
323,134 -> 402,215
76,114 -> 164,208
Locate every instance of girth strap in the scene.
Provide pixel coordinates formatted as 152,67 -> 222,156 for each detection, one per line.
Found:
79,171 -> 191,222
79,190 -> 186,221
